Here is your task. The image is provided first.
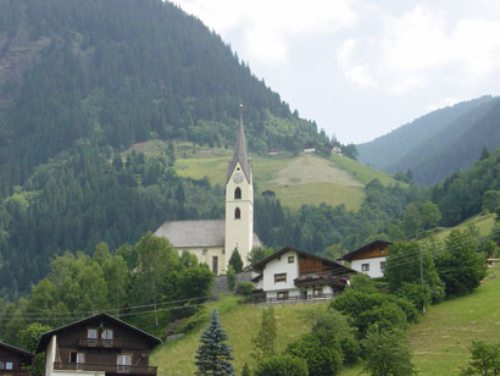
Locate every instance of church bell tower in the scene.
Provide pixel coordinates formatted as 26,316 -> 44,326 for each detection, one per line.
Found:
224,105 -> 254,272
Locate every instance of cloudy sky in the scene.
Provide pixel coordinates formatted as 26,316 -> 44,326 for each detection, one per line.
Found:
173,0 -> 500,144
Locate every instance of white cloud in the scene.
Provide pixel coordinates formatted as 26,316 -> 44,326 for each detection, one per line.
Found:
338,5 -> 500,95
174,0 -> 357,66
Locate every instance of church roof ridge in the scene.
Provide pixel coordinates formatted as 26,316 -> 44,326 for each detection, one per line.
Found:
226,105 -> 251,183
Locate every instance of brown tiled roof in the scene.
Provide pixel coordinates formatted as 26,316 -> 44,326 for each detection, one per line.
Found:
342,240 -> 392,262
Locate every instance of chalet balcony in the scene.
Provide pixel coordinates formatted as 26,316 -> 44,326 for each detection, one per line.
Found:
54,362 -> 157,376
78,338 -> 124,348
0,371 -> 30,376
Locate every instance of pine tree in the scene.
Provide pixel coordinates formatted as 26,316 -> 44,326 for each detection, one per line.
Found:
241,363 -> 251,376
252,307 -> 277,361
228,248 -> 244,273
195,310 -> 234,376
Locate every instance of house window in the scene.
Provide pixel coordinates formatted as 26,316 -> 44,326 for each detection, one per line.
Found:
235,207 -> 241,219
102,328 -> 113,340
313,287 -> 323,297
361,263 -> 370,272
234,187 -> 242,199
212,256 -> 218,274
70,352 -> 85,364
380,261 -> 386,271
117,354 -> 132,373
277,291 -> 289,300
5,362 -> 13,370
87,328 -> 98,339
288,256 -> 295,263
274,273 -> 287,283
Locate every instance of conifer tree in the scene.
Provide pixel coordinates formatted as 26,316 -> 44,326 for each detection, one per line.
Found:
229,248 -> 244,273
195,310 -> 234,376
252,307 -> 277,361
241,363 -> 251,376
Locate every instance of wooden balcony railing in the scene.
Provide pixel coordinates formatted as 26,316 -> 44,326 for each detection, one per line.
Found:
0,371 -> 30,376
78,338 -> 124,348
54,362 -> 157,375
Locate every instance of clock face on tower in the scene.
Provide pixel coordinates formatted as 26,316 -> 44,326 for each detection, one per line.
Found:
232,172 -> 244,184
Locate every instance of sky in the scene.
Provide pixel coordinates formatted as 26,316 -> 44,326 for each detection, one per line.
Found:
173,0 -> 500,144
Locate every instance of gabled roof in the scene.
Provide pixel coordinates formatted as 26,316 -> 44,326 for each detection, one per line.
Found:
342,240 -> 392,262
0,342 -> 32,364
253,246 -> 356,274
154,219 -> 262,249
36,313 -> 161,353
226,108 -> 251,184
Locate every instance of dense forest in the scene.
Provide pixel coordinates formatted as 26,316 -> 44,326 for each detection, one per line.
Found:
357,96 -> 500,185
0,0 -> 330,196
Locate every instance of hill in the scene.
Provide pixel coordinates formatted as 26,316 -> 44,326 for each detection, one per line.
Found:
150,296 -> 327,375
166,141 -> 399,210
358,96 -> 500,185
341,263 -> 500,376
0,0 -> 328,196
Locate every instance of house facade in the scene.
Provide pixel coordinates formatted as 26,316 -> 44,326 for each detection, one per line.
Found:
36,313 -> 160,376
252,247 -> 356,301
342,240 -> 392,278
0,342 -> 32,376
155,107 -> 261,275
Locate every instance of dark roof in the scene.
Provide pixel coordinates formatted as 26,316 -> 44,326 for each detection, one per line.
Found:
342,240 -> 392,262
253,246 -> 357,274
154,219 -> 262,249
0,342 -> 32,364
36,313 -> 161,353
226,111 -> 251,184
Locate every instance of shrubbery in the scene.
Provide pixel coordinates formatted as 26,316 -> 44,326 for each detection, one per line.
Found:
254,355 -> 309,376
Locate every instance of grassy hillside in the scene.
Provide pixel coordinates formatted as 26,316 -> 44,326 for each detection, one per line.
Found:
340,264 -> 500,376
424,213 -> 496,242
150,296 -> 328,375
166,141 -> 399,210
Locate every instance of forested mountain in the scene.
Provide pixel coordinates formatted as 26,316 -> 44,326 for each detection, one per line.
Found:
0,0 -> 328,196
357,96 -> 500,185
0,0 -> 333,295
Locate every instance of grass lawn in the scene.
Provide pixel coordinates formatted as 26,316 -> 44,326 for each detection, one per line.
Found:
340,264 -> 500,376
151,296 -> 328,376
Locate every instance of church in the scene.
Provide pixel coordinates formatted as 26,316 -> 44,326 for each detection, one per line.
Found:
154,110 -> 261,275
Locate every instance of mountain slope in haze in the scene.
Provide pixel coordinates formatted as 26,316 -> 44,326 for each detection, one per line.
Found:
358,96 -> 500,185
0,0 -> 327,195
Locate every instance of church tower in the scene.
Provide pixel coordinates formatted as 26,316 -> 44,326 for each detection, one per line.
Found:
224,105 -> 254,271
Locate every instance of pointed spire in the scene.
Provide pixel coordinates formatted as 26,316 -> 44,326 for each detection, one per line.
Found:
227,104 -> 251,183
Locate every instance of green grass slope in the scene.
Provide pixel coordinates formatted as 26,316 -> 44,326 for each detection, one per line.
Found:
160,141 -> 400,210
340,264 -> 500,376
150,296 -> 328,375
424,213 -> 496,242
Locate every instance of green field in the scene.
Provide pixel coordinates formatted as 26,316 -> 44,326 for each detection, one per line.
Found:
425,213 -> 496,242
159,140 -> 399,210
340,264 -> 500,376
151,297 -> 328,375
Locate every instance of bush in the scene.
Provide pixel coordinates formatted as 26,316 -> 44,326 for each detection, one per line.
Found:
362,326 -> 416,376
235,282 -> 254,296
349,274 -> 377,293
461,341 -> 500,375
254,355 -> 308,376
358,301 -> 407,334
396,282 -> 431,312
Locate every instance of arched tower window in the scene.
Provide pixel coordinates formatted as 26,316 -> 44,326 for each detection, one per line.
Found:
235,207 -> 241,219
234,187 -> 242,199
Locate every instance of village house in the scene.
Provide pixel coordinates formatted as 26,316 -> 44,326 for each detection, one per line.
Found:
342,240 -> 392,278
36,313 -> 160,376
155,108 -> 261,275
0,342 -> 32,376
252,247 -> 356,301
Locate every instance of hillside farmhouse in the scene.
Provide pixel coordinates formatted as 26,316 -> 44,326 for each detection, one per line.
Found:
342,240 -> 392,278
155,109 -> 261,275
0,342 -> 32,376
37,313 -> 160,376
252,247 -> 356,301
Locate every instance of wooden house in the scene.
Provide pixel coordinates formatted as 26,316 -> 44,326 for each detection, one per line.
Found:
0,342 -> 32,376
252,247 -> 356,301
36,313 -> 161,376
342,240 -> 392,278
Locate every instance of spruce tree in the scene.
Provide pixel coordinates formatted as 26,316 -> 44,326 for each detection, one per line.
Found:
195,310 -> 234,376
229,248 -> 244,273
252,307 -> 277,361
